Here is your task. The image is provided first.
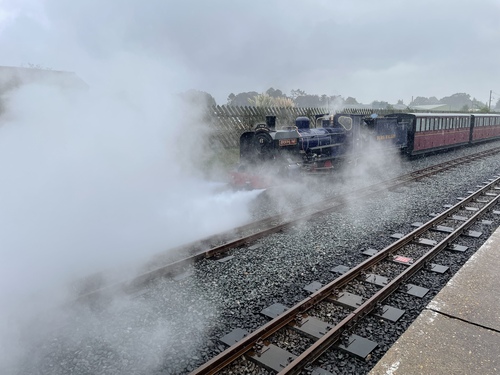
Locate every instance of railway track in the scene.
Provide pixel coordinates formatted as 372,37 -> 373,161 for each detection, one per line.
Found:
22,144 -> 499,375
76,146 -> 500,300
189,176 -> 500,375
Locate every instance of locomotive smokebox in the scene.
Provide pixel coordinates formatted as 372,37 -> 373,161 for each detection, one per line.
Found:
266,115 -> 276,131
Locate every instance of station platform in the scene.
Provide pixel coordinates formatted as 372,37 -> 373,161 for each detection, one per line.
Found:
370,226 -> 500,375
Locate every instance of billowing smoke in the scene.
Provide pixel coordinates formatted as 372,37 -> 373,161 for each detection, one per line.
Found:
0,5 -> 264,372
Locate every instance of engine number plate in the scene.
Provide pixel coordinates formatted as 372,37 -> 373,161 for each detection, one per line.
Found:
279,138 -> 297,146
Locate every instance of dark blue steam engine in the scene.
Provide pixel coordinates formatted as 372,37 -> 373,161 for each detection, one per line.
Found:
231,113 -> 408,188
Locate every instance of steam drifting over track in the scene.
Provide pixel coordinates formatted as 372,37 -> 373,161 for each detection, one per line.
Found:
10,141 -> 500,375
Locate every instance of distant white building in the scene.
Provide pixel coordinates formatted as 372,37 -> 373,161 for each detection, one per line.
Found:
0,66 -> 88,95
0,66 -> 88,116
408,104 -> 451,112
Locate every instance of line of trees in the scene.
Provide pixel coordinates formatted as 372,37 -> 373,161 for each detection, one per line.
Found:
226,88 -> 353,109
191,87 -> 498,112
2,64 -> 498,112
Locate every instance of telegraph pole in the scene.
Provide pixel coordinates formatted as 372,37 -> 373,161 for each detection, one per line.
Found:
489,90 -> 492,111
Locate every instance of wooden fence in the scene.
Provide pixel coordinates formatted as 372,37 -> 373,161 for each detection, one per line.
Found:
208,105 -> 396,148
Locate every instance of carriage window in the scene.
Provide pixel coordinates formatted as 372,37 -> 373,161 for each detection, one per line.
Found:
416,118 -> 421,132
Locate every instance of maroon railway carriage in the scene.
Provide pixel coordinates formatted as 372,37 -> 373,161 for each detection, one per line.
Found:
386,112 -> 500,156
471,113 -> 500,143
386,113 -> 471,155
413,113 -> 472,154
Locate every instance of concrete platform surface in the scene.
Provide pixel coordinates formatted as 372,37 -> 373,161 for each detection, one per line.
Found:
370,226 -> 500,375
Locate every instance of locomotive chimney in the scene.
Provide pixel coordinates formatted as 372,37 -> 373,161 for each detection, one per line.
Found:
265,115 -> 276,131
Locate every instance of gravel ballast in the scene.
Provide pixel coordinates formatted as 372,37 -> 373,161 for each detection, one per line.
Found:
7,141 -> 500,375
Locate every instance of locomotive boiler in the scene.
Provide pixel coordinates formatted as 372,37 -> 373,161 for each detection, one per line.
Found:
231,111 -> 500,189
231,113 -> 408,188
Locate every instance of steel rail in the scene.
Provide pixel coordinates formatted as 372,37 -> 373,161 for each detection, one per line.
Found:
278,178 -> 500,374
189,176 -> 500,375
76,148 -> 500,301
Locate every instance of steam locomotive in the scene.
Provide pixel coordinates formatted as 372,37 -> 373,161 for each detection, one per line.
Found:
231,112 -> 500,189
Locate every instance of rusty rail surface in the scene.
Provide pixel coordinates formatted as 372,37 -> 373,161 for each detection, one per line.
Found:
75,147 -> 500,301
190,176 -> 500,374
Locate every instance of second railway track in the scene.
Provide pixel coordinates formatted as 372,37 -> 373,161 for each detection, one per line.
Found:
19,142 -> 500,375
77,145 -> 500,300
190,176 -> 500,374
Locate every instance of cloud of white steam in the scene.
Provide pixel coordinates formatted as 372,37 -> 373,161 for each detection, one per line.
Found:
0,50 -> 260,375
0,1 -> 276,372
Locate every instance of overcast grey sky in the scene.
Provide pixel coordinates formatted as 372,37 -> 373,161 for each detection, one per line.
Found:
1,0 -> 499,105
